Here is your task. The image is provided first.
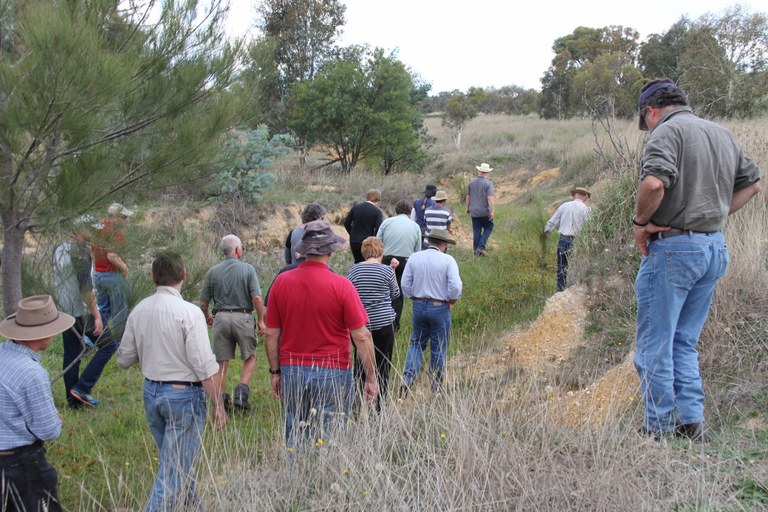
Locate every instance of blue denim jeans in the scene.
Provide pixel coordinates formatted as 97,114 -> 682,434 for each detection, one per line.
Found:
143,380 -> 207,512
94,271 -> 130,343
471,216 -> 494,251
633,231 -> 729,433
556,236 -> 574,291
403,301 -> 451,390
281,365 -> 354,449
62,315 -> 117,402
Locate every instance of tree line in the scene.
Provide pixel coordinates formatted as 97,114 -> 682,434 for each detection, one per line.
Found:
0,0 -> 765,312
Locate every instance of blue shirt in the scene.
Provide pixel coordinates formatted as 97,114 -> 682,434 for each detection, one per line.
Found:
377,214 -> 422,258
0,341 -> 62,450
402,247 -> 463,302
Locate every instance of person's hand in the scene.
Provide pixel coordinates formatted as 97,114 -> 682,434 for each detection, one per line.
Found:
363,378 -> 379,404
256,320 -> 266,336
92,316 -> 104,337
634,223 -> 671,256
270,375 -> 282,400
205,314 -> 214,326
466,208 -> 471,215
211,404 -> 227,430
539,232 -> 548,241
389,258 -> 399,270
489,211 -> 494,221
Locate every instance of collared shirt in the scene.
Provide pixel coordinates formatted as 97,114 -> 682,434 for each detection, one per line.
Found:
266,261 -> 368,369
0,341 -> 62,450
402,247 -> 462,302
641,107 -> 762,232
52,240 -> 93,317
467,175 -> 493,217
118,287 -> 219,382
199,257 -> 262,310
544,199 -> 591,237
377,214 -> 422,257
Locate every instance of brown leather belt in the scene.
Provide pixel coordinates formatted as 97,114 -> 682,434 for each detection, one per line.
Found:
655,228 -> 714,240
0,440 -> 43,456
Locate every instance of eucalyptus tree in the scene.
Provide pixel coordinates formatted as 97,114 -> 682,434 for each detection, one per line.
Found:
0,0 -> 242,314
289,47 -> 427,173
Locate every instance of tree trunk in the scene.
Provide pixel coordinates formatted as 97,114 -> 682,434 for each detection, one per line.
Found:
1,210 -> 25,316
298,140 -> 307,168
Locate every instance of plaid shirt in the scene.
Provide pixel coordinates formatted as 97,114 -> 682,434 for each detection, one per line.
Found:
0,341 -> 62,450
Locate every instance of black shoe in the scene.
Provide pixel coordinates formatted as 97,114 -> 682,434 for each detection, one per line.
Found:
397,384 -> 410,400
222,393 -> 233,412
233,384 -> 251,410
675,422 -> 710,443
637,426 -> 671,441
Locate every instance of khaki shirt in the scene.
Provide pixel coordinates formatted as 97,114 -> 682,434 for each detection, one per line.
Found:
118,287 -> 218,382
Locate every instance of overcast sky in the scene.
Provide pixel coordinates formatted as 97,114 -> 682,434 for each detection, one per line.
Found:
225,0 -> 757,93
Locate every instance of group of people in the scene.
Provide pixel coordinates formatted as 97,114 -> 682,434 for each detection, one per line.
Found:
0,79 -> 762,511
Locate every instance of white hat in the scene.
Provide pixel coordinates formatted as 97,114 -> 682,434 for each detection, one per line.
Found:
107,203 -> 134,217
475,163 -> 493,173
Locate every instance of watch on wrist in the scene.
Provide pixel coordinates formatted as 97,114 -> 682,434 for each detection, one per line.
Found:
269,368 -> 281,375
632,217 -> 649,227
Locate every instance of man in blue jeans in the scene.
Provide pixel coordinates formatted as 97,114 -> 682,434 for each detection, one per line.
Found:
632,79 -> 762,441
466,163 -> 495,256
118,252 -> 226,511
92,203 -> 133,357
52,215 -> 116,408
400,229 -> 463,396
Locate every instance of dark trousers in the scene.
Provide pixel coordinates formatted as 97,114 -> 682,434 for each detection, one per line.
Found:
0,443 -> 61,512
557,236 -> 574,291
350,243 -> 364,263
62,316 -> 117,405
355,323 -> 396,411
382,255 -> 407,331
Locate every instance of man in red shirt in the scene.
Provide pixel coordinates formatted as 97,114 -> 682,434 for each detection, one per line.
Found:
265,220 -> 378,448
89,203 -> 133,403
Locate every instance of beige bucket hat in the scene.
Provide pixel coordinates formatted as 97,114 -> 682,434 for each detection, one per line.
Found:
0,295 -> 75,341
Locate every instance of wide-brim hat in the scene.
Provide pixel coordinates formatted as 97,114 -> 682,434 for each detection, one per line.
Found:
570,187 -> 591,198
433,190 -> 448,202
426,229 -> 456,245
0,295 -> 75,341
294,220 -> 347,256
475,162 -> 493,173
107,202 -> 134,217
422,184 -> 438,197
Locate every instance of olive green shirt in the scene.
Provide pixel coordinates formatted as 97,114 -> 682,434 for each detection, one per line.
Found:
199,257 -> 262,311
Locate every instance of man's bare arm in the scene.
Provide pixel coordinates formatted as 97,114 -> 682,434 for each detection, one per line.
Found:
350,326 -> 379,404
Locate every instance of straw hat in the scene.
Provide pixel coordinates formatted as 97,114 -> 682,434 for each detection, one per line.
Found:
475,163 -> 493,173
570,187 -> 591,198
0,295 -> 75,341
433,190 -> 448,202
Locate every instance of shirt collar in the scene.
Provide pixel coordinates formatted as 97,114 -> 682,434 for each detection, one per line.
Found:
155,286 -> 183,298
1,340 -> 40,362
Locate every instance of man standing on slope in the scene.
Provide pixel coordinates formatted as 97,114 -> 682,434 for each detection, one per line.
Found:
344,189 -> 384,263
543,187 -> 591,291
632,78 -> 762,441
200,234 -> 266,410
466,163 -> 495,256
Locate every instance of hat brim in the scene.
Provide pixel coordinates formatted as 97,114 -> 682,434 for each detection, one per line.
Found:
294,234 -> 347,256
426,234 -> 457,245
0,312 -> 75,341
475,166 -> 493,172
570,188 -> 591,198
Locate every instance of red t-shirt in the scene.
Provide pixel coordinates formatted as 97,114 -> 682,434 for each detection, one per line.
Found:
92,218 -> 125,272
266,261 -> 368,370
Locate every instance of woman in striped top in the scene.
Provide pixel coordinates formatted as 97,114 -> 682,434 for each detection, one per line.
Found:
348,237 -> 400,409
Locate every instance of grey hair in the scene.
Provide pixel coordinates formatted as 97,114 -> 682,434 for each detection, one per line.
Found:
301,203 -> 326,224
221,234 -> 242,256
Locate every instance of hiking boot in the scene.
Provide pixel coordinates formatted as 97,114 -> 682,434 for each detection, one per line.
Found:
233,384 -> 251,410
222,393 -> 233,412
675,422 -> 710,443
637,426 -> 671,441
70,388 -> 100,407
